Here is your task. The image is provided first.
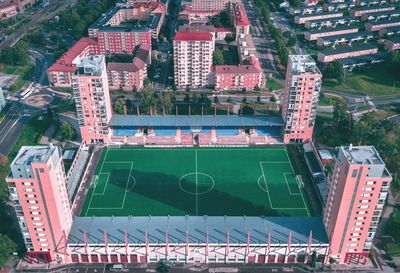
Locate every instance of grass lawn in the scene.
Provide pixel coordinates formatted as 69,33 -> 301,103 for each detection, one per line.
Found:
318,95 -> 341,106
323,64 -> 400,96
81,147 -> 312,217
267,77 -> 284,90
0,64 -> 32,92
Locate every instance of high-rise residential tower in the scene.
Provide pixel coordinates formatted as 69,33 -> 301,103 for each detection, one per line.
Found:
281,55 -> 322,144
173,31 -> 215,88
72,55 -> 112,144
6,145 -> 73,263
323,145 -> 392,264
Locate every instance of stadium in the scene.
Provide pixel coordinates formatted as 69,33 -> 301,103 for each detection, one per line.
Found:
64,115 -> 330,265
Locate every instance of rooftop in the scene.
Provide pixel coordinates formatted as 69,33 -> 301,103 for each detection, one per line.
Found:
296,11 -> 343,18
337,52 -> 387,64
68,216 -> 329,245
12,145 -> 55,166
289,55 -> 322,75
366,17 -> 400,25
319,44 -> 377,56
307,25 -> 358,34
387,36 -> 400,43
341,145 -> 384,165
318,31 -> 373,41
306,16 -> 357,24
174,31 -> 213,41
47,38 -> 98,72
352,4 -> 394,11
75,55 -> 105,76
109,115 -> 285,127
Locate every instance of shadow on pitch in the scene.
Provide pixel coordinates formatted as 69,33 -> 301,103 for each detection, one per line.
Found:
112,169 -> 280,216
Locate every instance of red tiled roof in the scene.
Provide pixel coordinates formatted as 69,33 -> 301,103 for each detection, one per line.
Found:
214,63 -> 262,74
233,3 -> 249,26
107,62 -> 139,72
48,38 -> 98,72
174,31 -> 213,41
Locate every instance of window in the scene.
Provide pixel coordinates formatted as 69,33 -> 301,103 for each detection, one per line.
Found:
352,169 -> 358,178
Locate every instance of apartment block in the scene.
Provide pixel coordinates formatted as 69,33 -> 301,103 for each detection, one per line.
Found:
281,55 -> 322,144
305,16 -> 358,29
316,31 -> 374,47
317,44 -> 378,62
107,44 -> 150,91
214,58 -> 263,91
305,26 -> 359,41
47,38 -> 99,87
324,145 -> 392,264
230,2 -> 250,38
365,18 -> 400,31
384,36 -> 400,50
350,4 -> 395,16
189,0 -> 239,11
72,55 -> 112,143
173,31 -> 214,88
6,145 -> 73,263
295,12 -> 343,24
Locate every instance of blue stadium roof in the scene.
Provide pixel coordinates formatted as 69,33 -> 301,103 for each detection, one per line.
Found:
109,115 -> 285,127
68,216 -> 329,245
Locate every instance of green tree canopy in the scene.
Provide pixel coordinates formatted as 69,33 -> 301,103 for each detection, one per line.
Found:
60,121 -> 76,141
0,234 -> 16,268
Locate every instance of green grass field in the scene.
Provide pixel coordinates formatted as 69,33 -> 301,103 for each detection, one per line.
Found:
80,147 -> 311,217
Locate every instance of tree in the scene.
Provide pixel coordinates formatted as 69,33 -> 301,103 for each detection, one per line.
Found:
185,86 -> 191,92
242,105 -> 254,115
241,87 -> 247,93
310,251 -> 317,268
257,95 -> 261,103
323,62 -> 344,83
114,99 -> 125,115
213,49 -> 224,65
0,234 -> 16,269
224,35 -> 235,43
270,96 -> 276,102
183,93 -> 191,103
242,96 -> 247,104
0,154 -> 8,167
227,96 -> 232,103
60,121 -> 76,141
132,85 -> 138,93
214,95 -> 219,104
254,85 -> 260,91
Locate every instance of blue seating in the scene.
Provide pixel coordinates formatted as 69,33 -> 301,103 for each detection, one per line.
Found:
153,127 -> 177,136
216,127 -> 238,136
113,129 -> 136,136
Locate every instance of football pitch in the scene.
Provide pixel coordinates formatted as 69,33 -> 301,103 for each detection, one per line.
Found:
80,147 -> 311,217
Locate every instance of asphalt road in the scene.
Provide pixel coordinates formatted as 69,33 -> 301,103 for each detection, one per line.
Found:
0,104 -> 28,155
242,0 -> 280,80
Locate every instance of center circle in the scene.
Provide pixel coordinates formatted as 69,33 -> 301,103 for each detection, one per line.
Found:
179,172 -> 215,195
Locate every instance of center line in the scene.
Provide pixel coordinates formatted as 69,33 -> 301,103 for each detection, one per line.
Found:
195,149 -> 198,216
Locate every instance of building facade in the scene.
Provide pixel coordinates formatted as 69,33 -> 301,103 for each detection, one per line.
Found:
323,145 -> 392,264
281,55 -> 322,144
214,58 -> 263,91
173,31 -> 214,88
317,44 -> 378,62
72,55 -> 112,144
47,38 -> 99,88
6,145 -> 73,264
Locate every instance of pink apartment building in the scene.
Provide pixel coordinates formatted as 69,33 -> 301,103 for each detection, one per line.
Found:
214,58 -> 262,90
295,12 -> 343,24
384,36 -> 400,50
350,4 -> 395,16
189,0 -> 239,11
230,2 -> 250,37
365,18 -> 400,31
107,44 -> 150,91
317,44 -> 378,63
47,38 -> 99,87
173,31 -> 214,88
323,145 -> 392,264
0,2 -> 16,19
72,55 -> 113,144
281,55 -> 322,144
304,26 -> 359,41
6,145 -> 73,264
